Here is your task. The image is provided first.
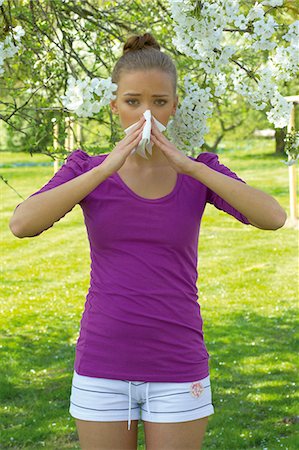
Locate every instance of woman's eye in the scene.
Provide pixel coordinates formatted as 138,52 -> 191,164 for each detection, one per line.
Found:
126,99 -> 167,106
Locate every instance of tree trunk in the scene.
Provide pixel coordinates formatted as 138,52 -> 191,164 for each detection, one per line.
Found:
202,134 -> 224,153
275,126 -> 287,155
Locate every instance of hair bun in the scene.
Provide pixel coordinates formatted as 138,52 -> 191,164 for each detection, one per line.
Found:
123,32 -> 160,55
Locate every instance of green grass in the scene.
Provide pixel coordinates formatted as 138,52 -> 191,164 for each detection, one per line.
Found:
1,140 -> 298,449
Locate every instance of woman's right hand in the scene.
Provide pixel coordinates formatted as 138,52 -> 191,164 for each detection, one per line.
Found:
101,116 -> 146,176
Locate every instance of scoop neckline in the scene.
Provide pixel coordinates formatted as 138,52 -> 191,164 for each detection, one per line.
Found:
113,168 -> 183,203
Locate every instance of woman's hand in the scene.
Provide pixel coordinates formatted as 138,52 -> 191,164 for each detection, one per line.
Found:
101,116 -> 146,176
150,117 -> 195,175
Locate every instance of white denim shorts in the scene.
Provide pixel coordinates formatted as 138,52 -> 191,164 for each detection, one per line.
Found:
69,370 -> 215,430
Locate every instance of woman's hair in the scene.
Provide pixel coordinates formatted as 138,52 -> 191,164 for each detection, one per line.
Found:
111,32 -> 177,96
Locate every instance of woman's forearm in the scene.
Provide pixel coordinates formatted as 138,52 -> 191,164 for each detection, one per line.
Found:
9,164 -> 111,238
188,161 -> 287,230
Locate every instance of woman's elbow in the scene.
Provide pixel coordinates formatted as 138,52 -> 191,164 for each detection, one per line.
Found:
9,217 -> 25,238
272,209 -> 288,230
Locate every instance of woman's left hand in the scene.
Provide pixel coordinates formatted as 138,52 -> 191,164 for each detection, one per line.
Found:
150,117 -> 195,175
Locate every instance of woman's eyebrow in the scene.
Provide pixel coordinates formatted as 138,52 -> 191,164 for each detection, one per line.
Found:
123,93 -> 170,97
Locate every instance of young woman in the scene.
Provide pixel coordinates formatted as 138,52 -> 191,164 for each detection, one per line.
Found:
10,32 -> 287,450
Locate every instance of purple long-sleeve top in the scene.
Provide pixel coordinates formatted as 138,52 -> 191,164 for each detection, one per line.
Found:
15,149 -> 250,382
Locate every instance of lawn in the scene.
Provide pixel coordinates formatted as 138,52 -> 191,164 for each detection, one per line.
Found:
1,139 -> 298,449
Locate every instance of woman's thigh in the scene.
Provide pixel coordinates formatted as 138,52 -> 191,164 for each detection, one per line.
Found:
69,370 -> 141,448
143,416 -> 209,450
141,374 -> 214,450
69,370 -> 214,449
75,418 -> 139,450
141,374 -> 214,423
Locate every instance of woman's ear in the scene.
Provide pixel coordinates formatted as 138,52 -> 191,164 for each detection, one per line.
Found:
172,94 -> 179,116
110,99 -> 118,115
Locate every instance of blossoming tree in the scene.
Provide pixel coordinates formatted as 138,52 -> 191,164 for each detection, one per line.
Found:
0,0 -> 298,165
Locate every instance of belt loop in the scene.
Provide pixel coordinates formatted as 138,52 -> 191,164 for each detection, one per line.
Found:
146,382 -> 151,418
128,381 -> 132,431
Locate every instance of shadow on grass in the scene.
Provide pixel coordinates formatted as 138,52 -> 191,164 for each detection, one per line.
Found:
1,308 -> 297,449
234,151 -> 286,160
206,308 -> 298,448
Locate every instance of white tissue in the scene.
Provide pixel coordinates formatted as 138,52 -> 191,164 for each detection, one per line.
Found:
124,109 -> 166,159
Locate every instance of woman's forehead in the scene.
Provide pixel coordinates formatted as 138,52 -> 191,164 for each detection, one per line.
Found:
118,70 -> 173,90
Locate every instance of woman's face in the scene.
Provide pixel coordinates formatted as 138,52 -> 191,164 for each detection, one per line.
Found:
110,69 -> 178,129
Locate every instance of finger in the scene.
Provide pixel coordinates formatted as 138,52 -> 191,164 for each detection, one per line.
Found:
125,128 -> 142,146
151,134 -> 164,148
130,130 -> 143,147
151,125 -> 158,136
151,135 -> 167,153
126,123 -> 145,140
151,127 -> 166,145
151,119 -> 164,138
151,117 -> 161,130
151,135 -> 170,155
152,130 -> 170,146
131,116 -> 146,131
129,124 -> 145,139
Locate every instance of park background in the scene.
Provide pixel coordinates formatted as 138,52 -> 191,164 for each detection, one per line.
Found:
1,0 -> 298,449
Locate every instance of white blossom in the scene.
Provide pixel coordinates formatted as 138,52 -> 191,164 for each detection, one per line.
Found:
246,3 -> 265,22
234,14 -> 249,30
270,38 -> 299,81
283,132 -> 299,165
166,0 -> 297,151
261,0 -> 283,6
266,90 -> 292,128
167,75 -> 214,152
214,72 -> 228,97
57,0 -> 296,164
253,16 -> 278,39
224,1 -> 240,20
11,25 -> 25,42
60,76 -> 117,118
282,21 -> 299,44
0,25 -> 25,76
